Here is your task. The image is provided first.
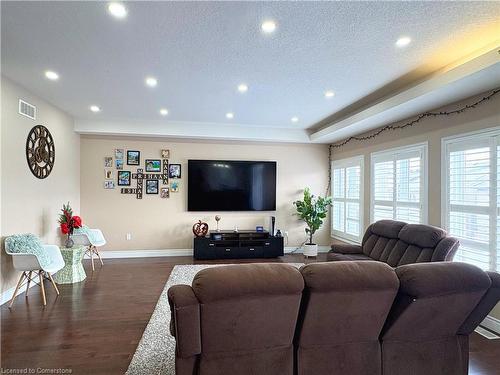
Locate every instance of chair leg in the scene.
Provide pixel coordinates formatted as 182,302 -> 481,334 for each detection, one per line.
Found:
9,272 -> 26,308
47,273 -> 60,295
25,271 -> 33,297
39,271 -> 46,306
94,246 -> 104,266
90,247 -> 95,271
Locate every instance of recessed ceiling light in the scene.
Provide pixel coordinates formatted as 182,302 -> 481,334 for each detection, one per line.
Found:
45,70 -> 59,80
159,108 -> 169,116
90,105 -> 101,113
396,36 -> 411,47
261,20 -> 277,34
291,116 -> 299,123
324,90 -> 335,98
226,112 -> 234,119
108,2 -> 127,19
237,83 -> 248,93
145,76 -> 158,87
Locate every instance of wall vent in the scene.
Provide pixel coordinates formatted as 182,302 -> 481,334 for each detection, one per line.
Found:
18,99 -> 36,120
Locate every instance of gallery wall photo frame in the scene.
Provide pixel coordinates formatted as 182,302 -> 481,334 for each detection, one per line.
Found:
127,150 -> 141,166
118,170 -> 131,186
145,159 -> 161,172
168,163 -> 181,178
146,179 -> 159,194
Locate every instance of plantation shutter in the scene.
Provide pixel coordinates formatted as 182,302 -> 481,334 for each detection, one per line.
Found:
331,156 -> 364,243
371,144 -> 427,224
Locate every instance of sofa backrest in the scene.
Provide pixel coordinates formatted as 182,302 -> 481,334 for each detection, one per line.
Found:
296,261 -> 399,375
362,220 -> 459,266
191,264 -> 304,374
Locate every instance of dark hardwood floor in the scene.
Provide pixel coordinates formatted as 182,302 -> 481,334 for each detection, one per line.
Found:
1,254 -> 499,374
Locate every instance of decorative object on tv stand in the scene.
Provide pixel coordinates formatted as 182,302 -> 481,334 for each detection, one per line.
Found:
26,125 -> 55,179
58,202 -> 83,248
192,220 -> 209,237
215,215 -> 221,232
293,188 -> 332,257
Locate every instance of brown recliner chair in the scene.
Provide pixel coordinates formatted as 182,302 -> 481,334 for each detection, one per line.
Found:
328,220 -> 459,266
381,262 -> 492,375
296,261 -> 399,375
167,264 -> 304,375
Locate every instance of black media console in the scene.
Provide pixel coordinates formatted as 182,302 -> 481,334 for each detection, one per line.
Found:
193,230 -> 284,260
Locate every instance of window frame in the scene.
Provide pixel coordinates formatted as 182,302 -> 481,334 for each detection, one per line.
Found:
370,142 -> 429,224
331,155 -> 364,244
441,126 -> 500,272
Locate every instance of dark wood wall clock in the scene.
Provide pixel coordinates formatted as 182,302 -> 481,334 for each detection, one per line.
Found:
26,125 -> 55,179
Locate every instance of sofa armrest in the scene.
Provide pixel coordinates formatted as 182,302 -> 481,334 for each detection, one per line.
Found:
458,271 -> 500,334
330,243 -> 363,254
167,285 -> 201,358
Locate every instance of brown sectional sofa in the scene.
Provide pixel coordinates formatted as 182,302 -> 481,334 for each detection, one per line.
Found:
168,262 -> 498,375
328,220 -> 460,265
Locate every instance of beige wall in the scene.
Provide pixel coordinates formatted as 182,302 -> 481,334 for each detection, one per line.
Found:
0,76 -> 80,293
80,137 -> 329,251
330,89 -> 500,319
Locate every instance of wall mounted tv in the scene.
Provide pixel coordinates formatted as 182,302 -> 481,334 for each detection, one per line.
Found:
188,160 -> 277,211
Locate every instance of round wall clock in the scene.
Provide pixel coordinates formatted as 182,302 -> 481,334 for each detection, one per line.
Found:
26,125 -> 55,179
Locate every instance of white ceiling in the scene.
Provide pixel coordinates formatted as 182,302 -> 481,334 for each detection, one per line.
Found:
2,1 -> 500,142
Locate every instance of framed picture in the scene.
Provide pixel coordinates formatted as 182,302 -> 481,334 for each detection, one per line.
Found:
104,181 -> 115,189
118,171 -> 131,186
169,163 -> 181,178
104,156 -> 113,168
145,159 -> 161,172
127,150 -> 140,166
146,180 -> 159,194
160,187 -> 170,198
170,181 -> 179,192
115,149 -> 124,159
115,159 -> 124,170
105,170 -> 113,179
161,149 -> 170,159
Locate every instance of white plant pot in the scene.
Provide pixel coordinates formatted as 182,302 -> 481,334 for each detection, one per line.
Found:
303,243 -> 318,257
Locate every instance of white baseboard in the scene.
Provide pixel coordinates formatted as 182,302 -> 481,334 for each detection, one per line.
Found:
0,277 -> 37,306
481,315 -> 500,335
284,245 -> 330,254
100,249 -> 194,258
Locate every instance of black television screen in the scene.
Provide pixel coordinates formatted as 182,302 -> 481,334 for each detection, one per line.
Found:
188,160 -> 276,211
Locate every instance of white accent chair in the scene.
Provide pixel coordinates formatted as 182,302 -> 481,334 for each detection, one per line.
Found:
72,228 -> 106,271
5,245 -> 65,307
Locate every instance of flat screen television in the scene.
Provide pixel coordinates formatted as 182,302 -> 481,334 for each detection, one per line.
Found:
188,160 -> 276,211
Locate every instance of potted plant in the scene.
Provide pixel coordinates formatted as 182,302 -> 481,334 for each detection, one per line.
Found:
293,188 -> 332,257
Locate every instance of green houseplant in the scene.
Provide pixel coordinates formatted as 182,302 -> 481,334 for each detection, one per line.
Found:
293,188 -> 332,256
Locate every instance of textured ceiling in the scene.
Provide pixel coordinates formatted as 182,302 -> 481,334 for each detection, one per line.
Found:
2,1 -> 500,131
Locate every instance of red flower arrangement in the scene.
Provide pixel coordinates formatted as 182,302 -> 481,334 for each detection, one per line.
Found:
59,202 -> 82,235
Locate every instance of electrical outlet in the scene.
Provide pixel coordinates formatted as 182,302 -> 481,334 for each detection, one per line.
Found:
126,233 -> 132,240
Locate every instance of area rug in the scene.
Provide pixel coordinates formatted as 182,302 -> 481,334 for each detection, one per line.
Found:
126,263 -> 304,375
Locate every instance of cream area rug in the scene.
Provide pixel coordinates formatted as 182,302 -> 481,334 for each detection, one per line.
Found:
126,263 -> 304,375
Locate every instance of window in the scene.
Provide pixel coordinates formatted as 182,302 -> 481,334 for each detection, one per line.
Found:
371,143 -> 428,224
442,127 -> 500,272
331,156 -> 364,243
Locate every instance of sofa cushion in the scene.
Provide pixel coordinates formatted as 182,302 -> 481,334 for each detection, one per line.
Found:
192,264 -> 304,303
371,220 -> 406,239
327,253 -> 373,262
399,224 -> 446,248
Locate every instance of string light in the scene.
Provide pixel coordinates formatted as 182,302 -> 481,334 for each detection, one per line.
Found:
325,88 -> 500,195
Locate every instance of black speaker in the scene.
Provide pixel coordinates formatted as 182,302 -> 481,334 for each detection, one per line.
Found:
269,216 -> 275,236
